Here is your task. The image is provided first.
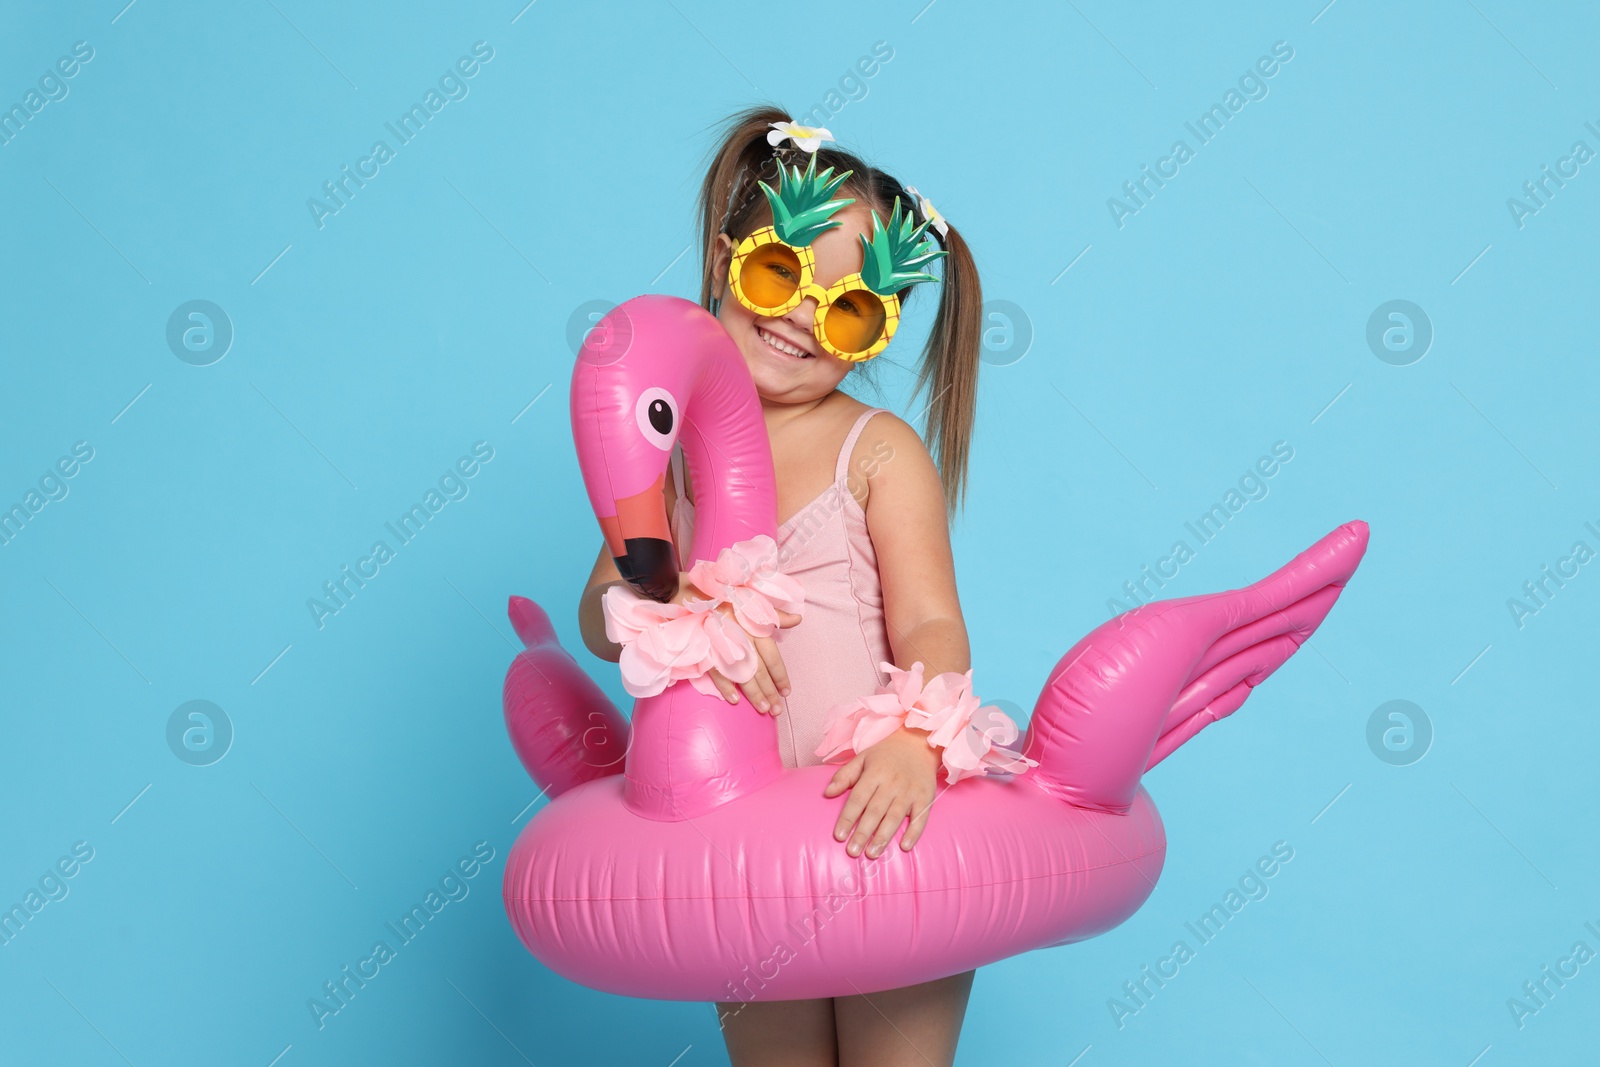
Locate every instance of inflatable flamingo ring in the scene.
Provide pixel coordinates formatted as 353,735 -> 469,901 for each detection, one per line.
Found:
501,294 -> 1369,1002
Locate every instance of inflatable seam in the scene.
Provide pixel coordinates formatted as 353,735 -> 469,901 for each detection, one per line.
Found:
507,845 -> 1167,903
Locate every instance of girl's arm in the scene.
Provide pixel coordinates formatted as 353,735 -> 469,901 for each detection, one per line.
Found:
578,546 -> 626,663
825,414 -> 968,858
869,418 -> 970,678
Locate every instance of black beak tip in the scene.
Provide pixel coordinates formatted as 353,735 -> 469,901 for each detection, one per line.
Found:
615,537 -> 679,603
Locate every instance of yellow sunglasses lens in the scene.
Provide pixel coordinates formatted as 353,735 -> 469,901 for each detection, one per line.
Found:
738,243 -> 804,309
822,289 -> 888,356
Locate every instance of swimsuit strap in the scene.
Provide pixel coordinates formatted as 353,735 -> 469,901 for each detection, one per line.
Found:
834,407 -> 889,484
676,408 -> 886,505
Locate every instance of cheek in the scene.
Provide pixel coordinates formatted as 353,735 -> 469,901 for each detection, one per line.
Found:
715,303 -> 765,367
716,293 -> 750,331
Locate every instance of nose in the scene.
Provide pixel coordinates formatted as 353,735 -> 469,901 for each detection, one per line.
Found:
781,294 -> 819,336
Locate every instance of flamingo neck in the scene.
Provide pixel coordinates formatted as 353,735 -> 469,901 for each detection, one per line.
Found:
679,353 -> 778,565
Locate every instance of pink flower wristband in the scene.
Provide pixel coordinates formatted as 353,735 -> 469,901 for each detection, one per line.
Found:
815,661 -> 1038,785
602,534 -> 804,699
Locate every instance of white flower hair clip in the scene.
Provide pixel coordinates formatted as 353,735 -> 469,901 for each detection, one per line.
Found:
767,120 -> 834,154
905,185 -> 949,240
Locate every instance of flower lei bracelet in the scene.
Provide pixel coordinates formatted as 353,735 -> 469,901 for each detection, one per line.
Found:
602,534 -> 804,699
815,661 -> 1038,785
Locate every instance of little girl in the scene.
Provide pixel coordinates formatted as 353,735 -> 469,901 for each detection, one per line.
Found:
578,106 -> 985,1067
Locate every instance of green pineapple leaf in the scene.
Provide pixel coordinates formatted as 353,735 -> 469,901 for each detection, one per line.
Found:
858,198 -> 946,295
758,153 -> 855,247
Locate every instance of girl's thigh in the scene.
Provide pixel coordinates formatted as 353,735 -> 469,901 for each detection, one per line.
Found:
717,997 -> 838,1067
833,969 -> 976,1067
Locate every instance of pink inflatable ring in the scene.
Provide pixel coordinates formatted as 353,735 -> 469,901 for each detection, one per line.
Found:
501,295 -> 1369,1001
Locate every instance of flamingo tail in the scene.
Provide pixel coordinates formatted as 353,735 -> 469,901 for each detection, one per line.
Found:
503,596 -> 631,798
1023,521 -> 1370,813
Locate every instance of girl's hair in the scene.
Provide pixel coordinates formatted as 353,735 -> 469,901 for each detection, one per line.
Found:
695,105 -> 983,514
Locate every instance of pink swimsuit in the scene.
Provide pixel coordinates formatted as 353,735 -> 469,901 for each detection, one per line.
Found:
670,406 -> 893,769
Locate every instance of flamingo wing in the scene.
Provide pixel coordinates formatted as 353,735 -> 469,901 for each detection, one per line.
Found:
504,596 -> 631,798
1023,521 -> 1370,813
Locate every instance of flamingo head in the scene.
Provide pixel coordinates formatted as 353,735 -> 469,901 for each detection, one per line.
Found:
569,295 -> 774,604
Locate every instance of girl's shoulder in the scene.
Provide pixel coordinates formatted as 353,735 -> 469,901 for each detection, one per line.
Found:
820,392 -> 918,445
826,396 -> 936,509
803,394 -> 927,473
839,395 -> 927,454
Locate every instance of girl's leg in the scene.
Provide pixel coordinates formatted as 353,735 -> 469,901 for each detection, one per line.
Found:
717,997 -> 839,1067
833,970 -> 975,1067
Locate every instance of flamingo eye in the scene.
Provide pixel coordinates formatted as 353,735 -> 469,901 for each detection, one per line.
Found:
635,387 -> 677,450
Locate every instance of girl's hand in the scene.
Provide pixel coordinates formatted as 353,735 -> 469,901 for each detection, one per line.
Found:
824,727 -> 941,858
673,573 -> 799,715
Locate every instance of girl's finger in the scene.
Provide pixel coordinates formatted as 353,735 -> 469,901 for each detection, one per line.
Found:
738,664 -> 779,714
823,757 -> 864,798
756,663 -> 784,713
753,637 -> 790,703
866,799 -> 911,858
833,778 -> 877,843
740,680 -> 773,714
777,609 -> 802,629
847,791 -> 894,858
708,669 -> 739,705
901,797 -> 933,851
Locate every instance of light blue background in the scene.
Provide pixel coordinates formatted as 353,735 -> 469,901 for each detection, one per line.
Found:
3,0 -> 1596,1063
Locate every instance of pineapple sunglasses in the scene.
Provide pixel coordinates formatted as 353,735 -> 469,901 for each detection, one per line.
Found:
724,154 -> 945,362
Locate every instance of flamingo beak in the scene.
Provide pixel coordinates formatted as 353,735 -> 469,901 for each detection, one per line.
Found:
598,473 -> 679,603
616,539 -> 678,603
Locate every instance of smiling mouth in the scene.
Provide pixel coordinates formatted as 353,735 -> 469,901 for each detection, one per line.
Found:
755,324 -> 813,360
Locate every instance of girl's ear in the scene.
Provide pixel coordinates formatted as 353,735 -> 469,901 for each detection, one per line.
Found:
709,233 -> 735,301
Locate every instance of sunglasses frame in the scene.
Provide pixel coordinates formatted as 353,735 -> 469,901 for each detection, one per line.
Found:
726,225 -> 901,362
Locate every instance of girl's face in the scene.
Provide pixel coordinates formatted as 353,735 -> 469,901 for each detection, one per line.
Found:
710,201 -> 877,406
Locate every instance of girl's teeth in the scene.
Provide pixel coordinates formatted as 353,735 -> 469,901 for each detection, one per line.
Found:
759,327 -> 806,358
